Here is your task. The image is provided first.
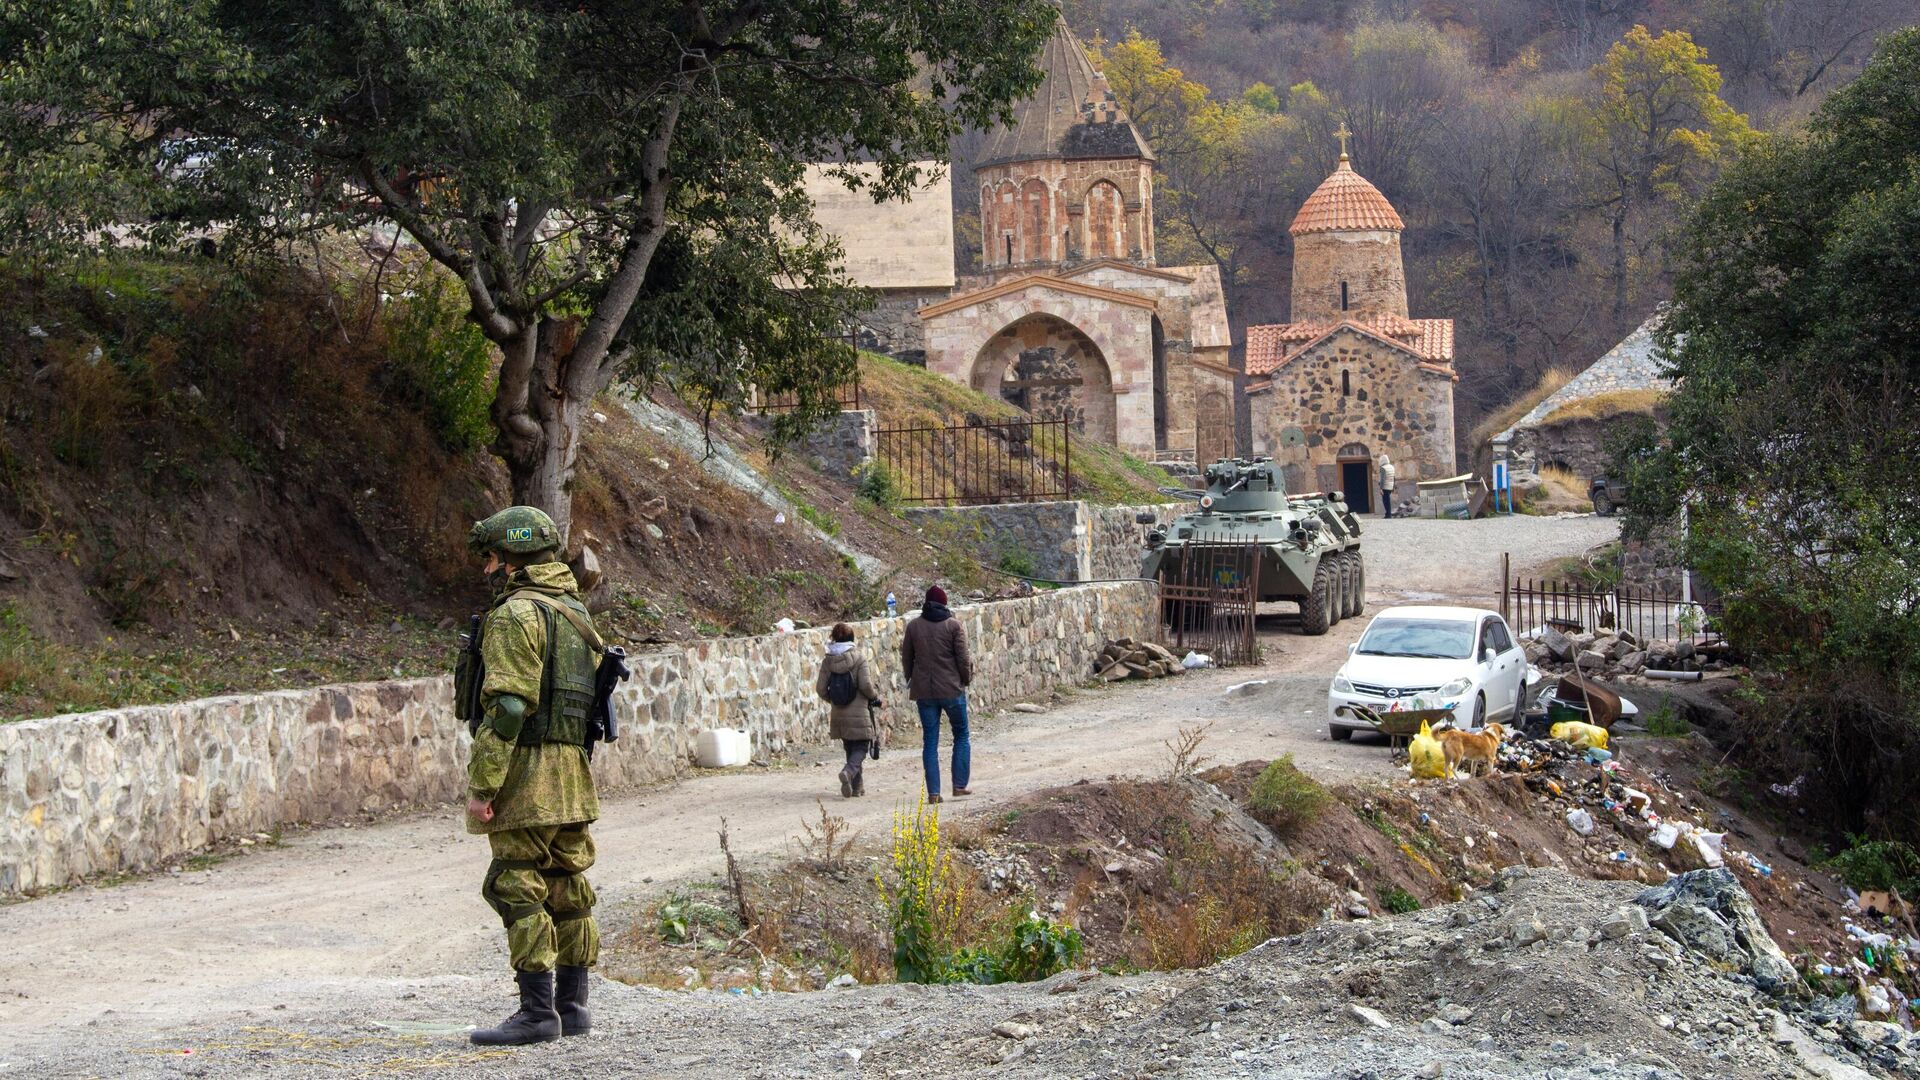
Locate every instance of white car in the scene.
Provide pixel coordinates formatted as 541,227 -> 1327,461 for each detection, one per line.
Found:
1328,605 -> 1531,740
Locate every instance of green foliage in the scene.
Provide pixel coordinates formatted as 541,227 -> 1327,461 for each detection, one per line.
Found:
1651,29 -> 1920,837
1378,885 -> 1421,914
383,274 -> 494,452
1818,837 -> 1920,897
1247,755 -> 1331,834
1644,701 -> 1692,738
948,910 -> 1084,985
854,458 -> 900,511
997,548 -> 1040,579
657,892 -> 741,946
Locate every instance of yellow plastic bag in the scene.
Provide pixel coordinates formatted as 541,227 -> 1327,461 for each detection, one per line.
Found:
1409,720 -> 1448,779
1550,721 -> 1609,750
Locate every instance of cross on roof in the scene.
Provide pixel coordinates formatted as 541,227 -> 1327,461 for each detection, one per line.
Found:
1334,122 -> 1352,161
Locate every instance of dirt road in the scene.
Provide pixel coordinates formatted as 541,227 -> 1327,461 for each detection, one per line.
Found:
0,515 -> 1616,1068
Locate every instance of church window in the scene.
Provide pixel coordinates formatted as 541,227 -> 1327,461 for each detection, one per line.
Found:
1340,281 -> 1350,311
1341,369 -> 1351,397
1005,234 -> 1014,265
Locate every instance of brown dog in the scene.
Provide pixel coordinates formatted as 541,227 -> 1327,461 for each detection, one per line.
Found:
1437,723 -> 1505,778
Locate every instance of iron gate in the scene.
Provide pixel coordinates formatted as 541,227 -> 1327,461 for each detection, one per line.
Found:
1156,538 -> 1263,667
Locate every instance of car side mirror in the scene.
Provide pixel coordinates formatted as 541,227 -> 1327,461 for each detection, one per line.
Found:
1482,647 -> 1496,664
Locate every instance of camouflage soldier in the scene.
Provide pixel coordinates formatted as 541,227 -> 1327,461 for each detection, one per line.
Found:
464,506 -> 602,1046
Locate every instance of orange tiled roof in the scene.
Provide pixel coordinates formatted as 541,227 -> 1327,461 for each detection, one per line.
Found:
1288,160 -> 1404,236
1244,317 -> 1454,375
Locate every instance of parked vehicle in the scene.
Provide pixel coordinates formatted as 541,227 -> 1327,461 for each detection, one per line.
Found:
1588,474 -> 1625,516
1140,457 -> 1363,635
1327,606 -> 1533,740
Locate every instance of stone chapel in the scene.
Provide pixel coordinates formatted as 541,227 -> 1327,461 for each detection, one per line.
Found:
1244,137 -> 1458,511
913,15 -> 1236,464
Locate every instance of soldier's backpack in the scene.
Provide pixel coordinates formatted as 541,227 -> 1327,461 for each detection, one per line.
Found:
825,669 -> 859,708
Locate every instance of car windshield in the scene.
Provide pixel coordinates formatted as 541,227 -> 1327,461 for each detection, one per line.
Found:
1356,618 -> 1475,659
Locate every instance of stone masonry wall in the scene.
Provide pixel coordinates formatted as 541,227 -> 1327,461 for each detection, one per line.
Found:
1087,504 -> 1180,581
0,582 -> 1157,897
796,409 -> 875,480
903,501 -> 1178,584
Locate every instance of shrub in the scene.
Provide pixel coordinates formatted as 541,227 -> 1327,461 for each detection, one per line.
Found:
382,273 -> 493,452
997,547 -> 1039,579
854,458 -> 900,510
1248,755 -> 1330,834
1645,702 -> 1692,737
1379,885 -> 1422,914
656,891 -> 741,945
1819,837 -> 1920,896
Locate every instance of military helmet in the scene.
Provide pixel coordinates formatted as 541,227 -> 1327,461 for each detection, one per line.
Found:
468,506 -> 561,559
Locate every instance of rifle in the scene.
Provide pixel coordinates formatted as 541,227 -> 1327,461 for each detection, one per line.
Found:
585,644 -> 631,760
454,614 -> 486,736
867,698 -> 882,760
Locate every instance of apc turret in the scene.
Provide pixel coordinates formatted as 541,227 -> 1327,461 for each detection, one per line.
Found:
1139,457 -> 1365,635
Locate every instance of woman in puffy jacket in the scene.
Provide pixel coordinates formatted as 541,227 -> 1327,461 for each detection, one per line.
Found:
816,623 -> 883,797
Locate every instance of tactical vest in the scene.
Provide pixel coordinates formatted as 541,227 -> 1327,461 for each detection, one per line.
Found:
499,589 -> 601,748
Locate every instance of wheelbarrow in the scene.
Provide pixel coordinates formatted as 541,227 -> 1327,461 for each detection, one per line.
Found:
1333,703 -> 1458,750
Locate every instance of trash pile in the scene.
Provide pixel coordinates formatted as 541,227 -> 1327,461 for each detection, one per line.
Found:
1524,622 -> 1735,679
1092,638 -> 1195,681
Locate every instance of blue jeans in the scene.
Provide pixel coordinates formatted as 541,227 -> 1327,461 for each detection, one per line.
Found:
916,697 -> 970,796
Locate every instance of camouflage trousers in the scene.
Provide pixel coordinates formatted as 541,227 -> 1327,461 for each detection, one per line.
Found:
483,823 -> 600,973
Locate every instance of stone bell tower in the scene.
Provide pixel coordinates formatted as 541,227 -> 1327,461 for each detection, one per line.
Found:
1288,125 -> 1408,325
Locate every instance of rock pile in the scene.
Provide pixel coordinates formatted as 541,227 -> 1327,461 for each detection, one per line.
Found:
1525,623 -> 1733,679
1093,637 -> 1189,681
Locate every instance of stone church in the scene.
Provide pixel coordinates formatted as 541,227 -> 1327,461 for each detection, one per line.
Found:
1245,139 -> 1458,511
912,16 -> 1236,464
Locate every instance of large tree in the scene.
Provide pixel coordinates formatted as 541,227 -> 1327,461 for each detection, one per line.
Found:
0,0 -> 1055,542
1647,27 -> 1920,835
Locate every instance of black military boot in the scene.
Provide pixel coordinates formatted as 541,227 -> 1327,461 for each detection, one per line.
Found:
554,965 -> 592,1036
470,970 -> 561,1046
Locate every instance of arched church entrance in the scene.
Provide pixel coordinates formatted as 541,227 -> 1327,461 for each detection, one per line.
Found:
1336,442 -> 1373,513
969,314 -> 1118,446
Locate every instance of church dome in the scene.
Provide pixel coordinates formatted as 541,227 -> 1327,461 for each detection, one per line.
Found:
1288,158 -> 1403,236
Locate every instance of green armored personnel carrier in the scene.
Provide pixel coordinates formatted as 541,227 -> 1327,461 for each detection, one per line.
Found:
1139,457 -> 1365,635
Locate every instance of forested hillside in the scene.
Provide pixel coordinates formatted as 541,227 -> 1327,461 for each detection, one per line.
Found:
953,0 -> 1908,443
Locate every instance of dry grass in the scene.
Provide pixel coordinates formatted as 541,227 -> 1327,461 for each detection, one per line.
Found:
1469,367 -> 1574,448
1520,464 -> 1594,514
1539,388 -> 1668,425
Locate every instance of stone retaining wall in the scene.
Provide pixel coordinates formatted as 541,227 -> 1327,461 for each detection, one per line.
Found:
903,501 -> 1178,583
0,581 -> 1156,896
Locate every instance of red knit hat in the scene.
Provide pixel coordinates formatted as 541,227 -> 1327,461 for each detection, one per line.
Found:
925,585 -> 948,606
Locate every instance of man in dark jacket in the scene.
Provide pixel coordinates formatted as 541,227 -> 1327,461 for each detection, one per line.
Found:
901,585 -> 972,803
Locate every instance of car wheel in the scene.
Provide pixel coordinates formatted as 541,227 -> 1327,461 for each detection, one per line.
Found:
1470,693 -> 1485,730
1514,677 -> 1528,723
1592,490 -> 1614,516
1330,725 -> 1354,742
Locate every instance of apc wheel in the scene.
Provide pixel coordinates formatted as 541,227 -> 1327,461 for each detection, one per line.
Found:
1299,562 -> 1333,636
1348,552 -> 1367,618
1327,558 -> 1346,626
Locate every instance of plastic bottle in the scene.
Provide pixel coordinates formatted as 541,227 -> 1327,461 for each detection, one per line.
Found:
885,592 -> 897,618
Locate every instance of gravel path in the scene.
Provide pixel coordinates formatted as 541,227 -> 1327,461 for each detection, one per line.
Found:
0,514 -> 1623,1076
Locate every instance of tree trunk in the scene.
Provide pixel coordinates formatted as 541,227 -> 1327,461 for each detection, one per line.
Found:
1611,204 -> 1628,325
493,316 -> 588,548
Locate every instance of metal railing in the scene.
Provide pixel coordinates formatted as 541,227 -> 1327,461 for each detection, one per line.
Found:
874,418 -> 1072,506
747,370 -> 863,413
1500,554 -> 1723,646
1156,536 -> 1263,667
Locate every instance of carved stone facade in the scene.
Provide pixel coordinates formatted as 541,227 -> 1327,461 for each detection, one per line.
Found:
1247,153 -> 1457,509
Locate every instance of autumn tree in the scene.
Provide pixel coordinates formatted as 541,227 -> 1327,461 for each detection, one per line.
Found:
0,0 -> 1056,542
1578,25 -> 1757,322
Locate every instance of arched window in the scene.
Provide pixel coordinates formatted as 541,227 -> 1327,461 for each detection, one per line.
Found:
1340,281 -> 1350,311
1005,234 -> 1014,265
1342,369 -> 1351,397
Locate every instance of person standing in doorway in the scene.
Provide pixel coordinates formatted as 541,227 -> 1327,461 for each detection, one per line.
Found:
816,622 -> 883,798
901,585 -> 972,803
1378,454 -> 1397,519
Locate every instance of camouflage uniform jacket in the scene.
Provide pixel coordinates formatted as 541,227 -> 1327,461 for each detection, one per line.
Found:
466,561 -> 601,834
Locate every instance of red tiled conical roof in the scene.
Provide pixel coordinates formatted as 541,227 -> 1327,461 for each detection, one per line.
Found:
1288,159 -> 1403,235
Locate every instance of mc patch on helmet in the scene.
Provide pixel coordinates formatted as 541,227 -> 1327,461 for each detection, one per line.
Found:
469,506 -> 560,557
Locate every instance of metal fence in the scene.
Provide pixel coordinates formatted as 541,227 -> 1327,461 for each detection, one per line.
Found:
1500,555 -> 1723,646
747,371 -> 863,413
874,419 -> 1072,506
1156,537 -> 1264,667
